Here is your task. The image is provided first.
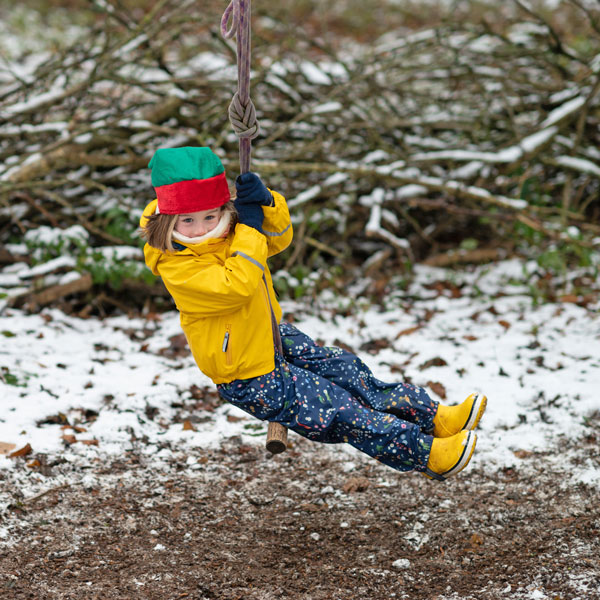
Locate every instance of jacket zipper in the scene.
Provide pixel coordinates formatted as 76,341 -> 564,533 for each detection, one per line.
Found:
222,324 -> 232,366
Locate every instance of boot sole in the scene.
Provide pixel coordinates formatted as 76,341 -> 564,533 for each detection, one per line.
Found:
442,430 -> 477,479
422,430 -> 477,481
463,393 -> 487,431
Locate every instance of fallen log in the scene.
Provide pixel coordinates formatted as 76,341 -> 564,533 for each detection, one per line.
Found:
25,273 -> 93,309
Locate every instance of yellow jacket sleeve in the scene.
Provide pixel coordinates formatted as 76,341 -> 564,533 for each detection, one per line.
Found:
262,190 -> 293,258
155,225 -> 268,317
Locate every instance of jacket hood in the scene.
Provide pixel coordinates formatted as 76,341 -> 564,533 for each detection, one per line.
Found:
141,199 -> 161,275
141,198 -> 232,276
140,199 -> 158,229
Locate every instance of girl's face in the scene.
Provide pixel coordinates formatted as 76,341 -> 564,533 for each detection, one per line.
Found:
174,207 -> 222,238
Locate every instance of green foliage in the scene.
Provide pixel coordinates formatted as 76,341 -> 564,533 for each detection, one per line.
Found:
536,237 -> 594,276
511,218 -> 595,276
511,172 -> 595,279
3,0 -> 599,314
274,266 -> 311,299
24,224 -> 155,291
460,238 -> 479,251
101,206 -> 140,245
1,365 -> 32,387
519,174 -> 547,206
82,251 -> 155,289
243,422 -> 267,436
25,225 -> 89,265
274,264 -> 337,299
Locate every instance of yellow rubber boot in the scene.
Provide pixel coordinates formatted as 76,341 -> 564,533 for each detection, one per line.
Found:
433,393 -> 487,438
424,430 -> 477,481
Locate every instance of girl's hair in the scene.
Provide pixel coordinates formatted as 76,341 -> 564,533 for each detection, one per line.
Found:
140,201 -> 238,252
139,212 -> 178,252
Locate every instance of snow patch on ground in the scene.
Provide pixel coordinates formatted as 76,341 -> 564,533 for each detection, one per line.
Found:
0,259 -> 598,498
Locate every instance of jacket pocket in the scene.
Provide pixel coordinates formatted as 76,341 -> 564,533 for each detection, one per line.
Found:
222,324 -> 233,366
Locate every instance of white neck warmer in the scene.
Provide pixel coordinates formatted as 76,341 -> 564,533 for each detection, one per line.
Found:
172,211 -> 232,245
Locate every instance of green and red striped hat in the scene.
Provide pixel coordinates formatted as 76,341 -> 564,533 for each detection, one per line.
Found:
148,147 -> 230,214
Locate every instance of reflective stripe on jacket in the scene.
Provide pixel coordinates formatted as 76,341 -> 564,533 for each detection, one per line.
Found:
141,190 -> 293,384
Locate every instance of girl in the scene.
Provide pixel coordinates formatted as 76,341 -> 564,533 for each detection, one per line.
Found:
140,146 -> 487,481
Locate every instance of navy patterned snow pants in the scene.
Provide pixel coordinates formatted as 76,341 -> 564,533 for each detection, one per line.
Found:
217,322 -> 438,473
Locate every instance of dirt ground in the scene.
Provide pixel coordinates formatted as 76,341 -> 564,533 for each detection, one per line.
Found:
1,422 -> 599,600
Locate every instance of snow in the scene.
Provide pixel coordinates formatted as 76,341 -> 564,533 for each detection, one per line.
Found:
520,126 -> 557,153
323,172 -> 349,186
312,101 -> 343,114
24,224 -> 89,246
180,52 -> 231,79
264,73 -> 304,103
94,245 -> 143,261
411,125 -> 559,166
18,256 -> 77,279
0,76 -> 70,118
288,185 -> 322,208
300,62 -> 333,86
116,34 -> 149,58
555,155 -> 600,178
392,558 -> 411,570
540,96 -> 585,128
409,91 -> 583,171
363,150 -> 389,163
0,259 -> 598,492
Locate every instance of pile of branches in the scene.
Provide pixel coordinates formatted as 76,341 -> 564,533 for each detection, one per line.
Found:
1,0 -> 599,312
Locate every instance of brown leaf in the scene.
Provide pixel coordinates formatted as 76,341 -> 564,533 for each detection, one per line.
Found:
463,335 -> 478,341
38,412 -> 69,426
498,320 -> 511,330
189,385 -> 204,400
299,502 -> 323,512
418,357 -> 448,370
332,339 -> 356,354
427,381 -> 447,400
423,309 -> 436,322
158,333 -> 190,358
62,435 -> 77,445
513,449 -> 534,459
360,338 -> 391,355
342,476 -> 370,493
424,280 -> 463,298
226,415 -> 244,423
80,439 -> 99,446
0,442 -> 16,455
9,443 -> 32,458
27,459 -> 42,469
62,424 -> 88,433
395,326 -> 421,339
182,420 -> 196,431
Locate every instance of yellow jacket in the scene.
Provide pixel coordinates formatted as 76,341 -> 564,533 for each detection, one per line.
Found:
141,191 -> 293,384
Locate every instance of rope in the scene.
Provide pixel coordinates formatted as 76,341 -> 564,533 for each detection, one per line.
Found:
221,2 -> 288,454
221,0 -> 260,174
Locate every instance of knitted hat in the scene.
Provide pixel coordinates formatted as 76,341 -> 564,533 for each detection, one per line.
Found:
148,147 -> 230,214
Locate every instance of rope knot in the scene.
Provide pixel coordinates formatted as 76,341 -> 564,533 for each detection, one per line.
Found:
228,92 -> 260,140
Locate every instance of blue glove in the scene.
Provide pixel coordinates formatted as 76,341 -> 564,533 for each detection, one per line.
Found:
235,172 -> 273,206
235,200 -> 264,232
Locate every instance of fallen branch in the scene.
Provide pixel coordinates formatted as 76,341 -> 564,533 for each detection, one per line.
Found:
24,273 -> 93,309
423,247 -> 508,267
